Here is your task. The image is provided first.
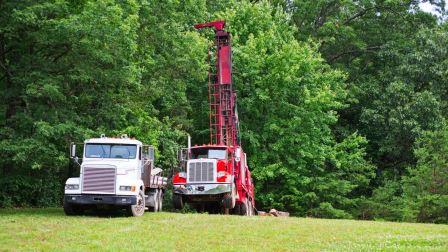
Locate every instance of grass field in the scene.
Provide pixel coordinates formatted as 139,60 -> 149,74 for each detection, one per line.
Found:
0,208 -> 447,251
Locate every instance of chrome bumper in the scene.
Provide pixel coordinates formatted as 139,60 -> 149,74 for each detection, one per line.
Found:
173,183 -> 231,195
64,194 -> 137,205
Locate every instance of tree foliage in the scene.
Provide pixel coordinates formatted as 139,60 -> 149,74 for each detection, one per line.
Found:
402,125 -> 448,223
1,0 -> 447,223
210,2 -> 374,218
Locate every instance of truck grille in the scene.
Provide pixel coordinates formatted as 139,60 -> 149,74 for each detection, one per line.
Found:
82,167 -> 116,194
188,161 -> 214,182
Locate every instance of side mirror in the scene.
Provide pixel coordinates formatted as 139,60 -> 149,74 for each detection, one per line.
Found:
142,145 -> 155,161
70,142 -> 76,158
148,147 -> 154,161
178,148 -> 188,162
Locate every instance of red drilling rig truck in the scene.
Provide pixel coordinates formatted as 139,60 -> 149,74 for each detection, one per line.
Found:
172,21 -> 255,215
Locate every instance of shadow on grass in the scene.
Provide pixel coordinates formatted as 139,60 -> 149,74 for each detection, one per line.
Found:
0,207 -> 137,218
0,208 -> 65,217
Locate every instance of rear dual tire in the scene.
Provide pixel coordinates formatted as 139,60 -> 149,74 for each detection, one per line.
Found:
248,200 -> 255,216
152,189 -> 163,212
158,190 -> 163,212
237,198 -> 255,216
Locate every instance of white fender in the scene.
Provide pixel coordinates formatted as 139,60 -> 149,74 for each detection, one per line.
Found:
151,167 -> 163,175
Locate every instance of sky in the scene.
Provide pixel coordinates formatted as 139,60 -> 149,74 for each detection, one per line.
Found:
419,1 -> 448,19
419,2 -> 438,14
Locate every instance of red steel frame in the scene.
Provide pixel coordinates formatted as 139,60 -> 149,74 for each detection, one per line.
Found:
195,21 -> 238,147
193,21 -> 255,213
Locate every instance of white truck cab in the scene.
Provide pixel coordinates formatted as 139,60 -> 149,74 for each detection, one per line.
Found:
64,135 -> 167,216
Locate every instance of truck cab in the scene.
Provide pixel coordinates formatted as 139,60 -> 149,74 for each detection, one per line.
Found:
64,135 -> 166,216
172,144 -> 255,215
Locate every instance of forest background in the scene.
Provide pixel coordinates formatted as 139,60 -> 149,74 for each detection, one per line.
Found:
1,0 -> 447,223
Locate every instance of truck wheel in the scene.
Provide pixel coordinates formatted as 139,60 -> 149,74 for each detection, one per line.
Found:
158,190 -> 163,212
128,190 -> 145,217
63,199 -> 83,216
233,202 -> 241,215
248,200 -> 254,216
222,183 -> 236,209
173,193 -> 184,210
152,189 -> 159,212
239,198 -> 249,216
63,200 -> 75,215
251,201 -> 256,216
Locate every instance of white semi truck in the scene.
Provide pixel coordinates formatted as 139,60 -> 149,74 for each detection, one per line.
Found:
63,135 -> 167,216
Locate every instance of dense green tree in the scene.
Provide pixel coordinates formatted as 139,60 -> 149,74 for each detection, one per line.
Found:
0,0 -> 206,206
270,0 -> 447,221
0,0 -> 447,223
208,2 -> 375,218
1,0 -> 144,206
401,125 -> 448,223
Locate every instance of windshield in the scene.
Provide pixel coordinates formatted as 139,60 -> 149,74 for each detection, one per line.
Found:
191,148 -> 227,159
85,144 -> 137,159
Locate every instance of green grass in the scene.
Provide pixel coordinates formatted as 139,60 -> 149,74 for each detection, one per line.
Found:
0,208 -> 447,251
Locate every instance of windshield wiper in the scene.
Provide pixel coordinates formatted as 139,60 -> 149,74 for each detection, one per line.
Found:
101,145 -> 108,158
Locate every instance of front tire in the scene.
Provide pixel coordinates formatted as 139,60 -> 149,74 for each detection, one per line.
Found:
63,199 -> 83,216
128,190 -> 145,217
173,193 -> 184,210
222,183 -> 236,209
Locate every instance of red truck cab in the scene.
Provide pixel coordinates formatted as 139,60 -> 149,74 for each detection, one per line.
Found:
173,145 -> 255,215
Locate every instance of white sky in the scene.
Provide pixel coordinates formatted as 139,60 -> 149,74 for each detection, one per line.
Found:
419,2 -> 438,14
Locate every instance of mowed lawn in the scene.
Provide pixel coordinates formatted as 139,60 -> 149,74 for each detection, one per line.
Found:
0,208 -> 447,251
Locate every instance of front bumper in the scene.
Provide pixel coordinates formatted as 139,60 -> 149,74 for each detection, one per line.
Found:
64,194 -> 137,206
173,183 -> 231,195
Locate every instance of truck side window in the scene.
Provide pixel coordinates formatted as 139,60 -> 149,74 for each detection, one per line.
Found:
139,147 -> 142,160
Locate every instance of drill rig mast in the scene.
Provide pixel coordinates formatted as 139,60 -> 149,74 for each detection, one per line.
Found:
194,21 -> 239,147
172,21 -> 255,215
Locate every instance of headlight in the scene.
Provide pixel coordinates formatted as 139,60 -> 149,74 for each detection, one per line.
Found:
65,184 -> 79,190
119,186 -> 136,192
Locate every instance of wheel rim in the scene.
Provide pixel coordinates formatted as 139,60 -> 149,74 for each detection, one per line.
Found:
135,192 -> 144,215
153,190 -> 159,212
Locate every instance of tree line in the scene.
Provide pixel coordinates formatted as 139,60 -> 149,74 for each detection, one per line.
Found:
1,0 -> 447,223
